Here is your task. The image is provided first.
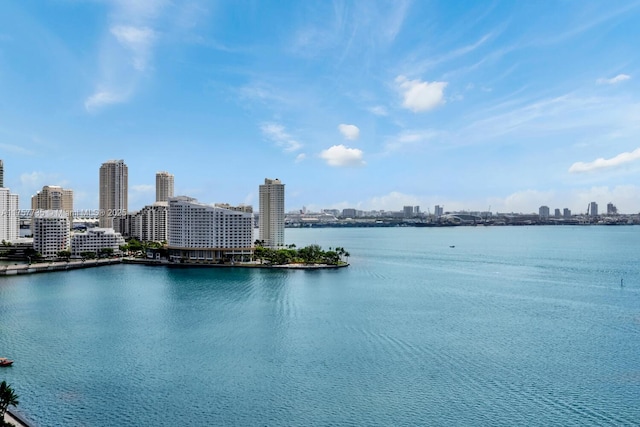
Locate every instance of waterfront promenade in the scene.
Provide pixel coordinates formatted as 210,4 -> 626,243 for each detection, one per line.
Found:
3,409 -> 31,427
0,258 -> 121,276
0,257 -> 347,276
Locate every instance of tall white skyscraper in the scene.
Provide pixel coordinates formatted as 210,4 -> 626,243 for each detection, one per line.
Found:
0,187 -> 19,242
99,160 -> 128,230
156,171 -> 174,202
259,178 -> 285,248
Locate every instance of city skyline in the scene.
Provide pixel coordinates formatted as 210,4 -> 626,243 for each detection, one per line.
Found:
2,2 -> 640,214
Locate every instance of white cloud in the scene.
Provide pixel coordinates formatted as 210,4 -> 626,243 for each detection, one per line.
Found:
396,75 -> 447,112
20,171 -> 47,189
367,191 -> 421,211
17,172 -> 69,207
295,153 -> 306,163
110,25 -> 156,71
84,1 -> 166,112
261,123 -> 302,152
338,124 -> 360,140
368,105 -> 388,116
569,148 -> 640,173
0,143 -> 34,156
597,74 -> 631,85
488,186 -> 640,214
319,145 -> 365,167
385,129 -> 442,152
84,89 -> 129,111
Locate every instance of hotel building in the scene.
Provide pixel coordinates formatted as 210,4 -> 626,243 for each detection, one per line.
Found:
156,171 -> 174,203
259,178 -> 285,248
99,159 -> 128,230
167,196 -> 253,263
32,210 -> 70,258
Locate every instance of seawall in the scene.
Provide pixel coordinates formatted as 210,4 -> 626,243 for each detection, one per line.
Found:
0,258 -> 122,276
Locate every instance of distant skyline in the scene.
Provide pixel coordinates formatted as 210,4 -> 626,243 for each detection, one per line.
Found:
2,1 -> 640,214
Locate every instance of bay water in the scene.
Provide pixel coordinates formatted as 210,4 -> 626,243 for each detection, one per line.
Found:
1,226 -> 639,426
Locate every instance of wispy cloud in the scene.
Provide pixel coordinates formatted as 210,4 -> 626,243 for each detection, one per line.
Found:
319,144 -> 365,167
261,123 -> 303,152
338,124 -> 360,140
368,105 -> 388,116
0,143 -> 34,156
597,74 -> 631,85
385,129 -> 442,152
85,1 -> 165,112
291,1 -> 410,60
457,92 -> 630,145
84,88 -> 130,111
569,148 -> 640,173
110,25 -> 156,71
396,75 -> 447,112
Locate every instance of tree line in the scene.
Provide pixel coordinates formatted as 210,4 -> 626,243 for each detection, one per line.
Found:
253,241 -> 350,266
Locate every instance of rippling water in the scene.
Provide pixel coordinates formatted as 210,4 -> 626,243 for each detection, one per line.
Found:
1,226 -> 640,426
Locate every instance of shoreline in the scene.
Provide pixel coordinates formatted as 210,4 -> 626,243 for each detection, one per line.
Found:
3,409 -> 32,427
0,258 -> 349,277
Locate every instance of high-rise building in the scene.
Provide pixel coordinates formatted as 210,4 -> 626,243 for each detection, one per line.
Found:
0,159 -> 4,187
434,205 -> 444,218
403,206 -> 415,218
31,185 -> 73,211
539,206 -> 550,219
130,202 -> 169,242
156,171 -> 174,203
607,202 -> 617,215
31,185 -> 73,228
99,160 -> 128,230
0,187 -> 19,242
563,208 -> 571,219
259,178 -> 285,248
589,202 -> 598,217
167,196 -> 254,262
32,210 -> 70,258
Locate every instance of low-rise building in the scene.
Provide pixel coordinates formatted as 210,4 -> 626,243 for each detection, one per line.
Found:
70,228 -> 125,258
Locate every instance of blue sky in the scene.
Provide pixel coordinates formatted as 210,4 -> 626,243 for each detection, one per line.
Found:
2,1 -> 640,214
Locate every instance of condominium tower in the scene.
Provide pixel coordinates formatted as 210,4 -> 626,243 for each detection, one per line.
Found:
32,210 -> 70,258
99,160 -> 128,230
32,185 -> 73,211
258,178 -> 285,248
156,171 -> 174,203
0,187 -> 19,242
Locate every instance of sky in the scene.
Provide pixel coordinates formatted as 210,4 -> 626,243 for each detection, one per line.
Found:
1,1 -> 640,214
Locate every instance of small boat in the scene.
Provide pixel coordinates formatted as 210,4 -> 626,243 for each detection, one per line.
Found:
0,357 -> 13,367
449,245 -> 455,248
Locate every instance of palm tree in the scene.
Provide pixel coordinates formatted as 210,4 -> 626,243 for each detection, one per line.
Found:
0,380 -> 19,420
